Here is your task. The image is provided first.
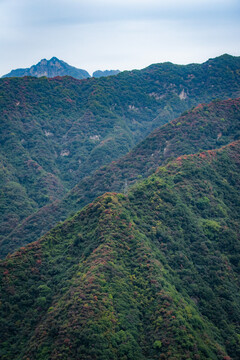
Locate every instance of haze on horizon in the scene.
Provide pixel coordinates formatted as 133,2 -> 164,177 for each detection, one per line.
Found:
0,0 -> 240,76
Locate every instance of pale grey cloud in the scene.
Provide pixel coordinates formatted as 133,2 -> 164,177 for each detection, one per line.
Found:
0,0 -> 239,76
3,0 -> 239,26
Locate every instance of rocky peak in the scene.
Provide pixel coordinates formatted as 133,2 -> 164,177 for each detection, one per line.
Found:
2,57 -> 90,79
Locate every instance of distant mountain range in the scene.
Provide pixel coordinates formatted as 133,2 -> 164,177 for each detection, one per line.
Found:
93,69 -> 120,78
2,57 -> 120,79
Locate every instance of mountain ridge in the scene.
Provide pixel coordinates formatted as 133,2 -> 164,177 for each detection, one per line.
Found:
2,57 -> 121,79
2,96 -> 239,258
1,54 -> 240,258
1,140 -> 239,359
2,57 -> 91,79
92,69 -> 121,78
3,53 -> 239,80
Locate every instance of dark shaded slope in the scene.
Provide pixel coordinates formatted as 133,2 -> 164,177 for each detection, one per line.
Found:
0,141 -> 239,359
2,97 -> 239,257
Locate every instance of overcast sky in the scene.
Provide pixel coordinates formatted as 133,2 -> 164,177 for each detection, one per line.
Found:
0,0 -> 240,76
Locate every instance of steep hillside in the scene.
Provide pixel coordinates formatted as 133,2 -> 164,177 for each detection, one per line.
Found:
0,141 -> 239,359
2,57 -> 90,79
2,97 -> 239,257
1,54 -> 240,257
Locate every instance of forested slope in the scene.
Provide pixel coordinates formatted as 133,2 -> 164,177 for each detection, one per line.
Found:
2,96 -> 239,257
0,141 -> 239,359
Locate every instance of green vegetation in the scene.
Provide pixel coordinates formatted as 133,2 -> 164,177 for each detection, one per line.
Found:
0,141 -> 239,359
1,53 -> 240,359
2,96 -> 239,257
1,54 -> 240,258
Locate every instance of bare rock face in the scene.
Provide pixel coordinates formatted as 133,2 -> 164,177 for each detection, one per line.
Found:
2,57 -> 90,79
179,88 -> 188,100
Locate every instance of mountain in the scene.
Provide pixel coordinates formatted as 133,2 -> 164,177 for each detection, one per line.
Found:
2,96 -> 239,258
1,54 -> 240,258
2,57 -> 90,79
2,57 -> 120,79
0,140 -> 239,359
93,70 -> 121,78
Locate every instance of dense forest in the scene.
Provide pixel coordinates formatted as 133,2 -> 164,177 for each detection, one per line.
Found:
0,54 -> 240,359
1,54 -> 240,253
0,141 -> 239,359
1,96 -> 239,257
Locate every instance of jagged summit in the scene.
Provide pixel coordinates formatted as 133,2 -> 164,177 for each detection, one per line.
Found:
2,57 -> 91,79
2,57 -> 121,79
